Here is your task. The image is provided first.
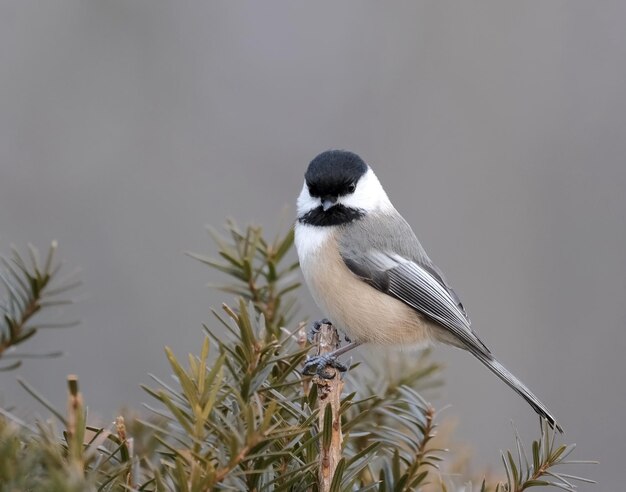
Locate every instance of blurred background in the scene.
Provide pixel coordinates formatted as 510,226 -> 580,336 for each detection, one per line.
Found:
1,1 -> 624,488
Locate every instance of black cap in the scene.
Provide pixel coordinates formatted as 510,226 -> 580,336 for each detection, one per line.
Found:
305,150 -> 368,197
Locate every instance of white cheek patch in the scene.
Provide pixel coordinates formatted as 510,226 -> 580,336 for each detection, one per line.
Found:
338,168 -> 393,212
296,182 -> 320,217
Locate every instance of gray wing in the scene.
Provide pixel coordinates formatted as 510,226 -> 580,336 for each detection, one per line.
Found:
339,212 -> 488,353
348,251 -> 490,353
340,212 -> 565,432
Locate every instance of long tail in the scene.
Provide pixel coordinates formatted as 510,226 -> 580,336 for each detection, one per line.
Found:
468,346 -> 563,433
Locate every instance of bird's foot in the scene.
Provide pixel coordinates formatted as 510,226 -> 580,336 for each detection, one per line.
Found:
307,318 -> 332,344
302,354 -> 348,379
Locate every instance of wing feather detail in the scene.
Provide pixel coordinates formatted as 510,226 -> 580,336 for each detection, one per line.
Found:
341,247 -> 563,431
351,252 -> 490,354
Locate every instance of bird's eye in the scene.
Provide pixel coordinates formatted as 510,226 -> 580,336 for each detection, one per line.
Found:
347,183 -> 356,193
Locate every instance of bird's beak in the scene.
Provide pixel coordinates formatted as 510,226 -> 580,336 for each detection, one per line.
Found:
322,196 -> 338,211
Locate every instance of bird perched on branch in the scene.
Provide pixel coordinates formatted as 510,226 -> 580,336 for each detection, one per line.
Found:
295,149 -> 562,432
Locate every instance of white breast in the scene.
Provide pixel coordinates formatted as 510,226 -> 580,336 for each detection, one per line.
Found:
294,222 -> 333,259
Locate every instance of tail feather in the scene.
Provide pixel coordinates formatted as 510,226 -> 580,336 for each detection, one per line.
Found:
468,347 -> 563,433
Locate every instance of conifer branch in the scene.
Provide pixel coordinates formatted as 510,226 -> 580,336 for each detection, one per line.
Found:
0,242 -> 79,370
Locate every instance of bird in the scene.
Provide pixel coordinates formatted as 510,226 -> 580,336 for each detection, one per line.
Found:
294,149 -> 562,432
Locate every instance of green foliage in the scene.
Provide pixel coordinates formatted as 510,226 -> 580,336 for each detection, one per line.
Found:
187,220 -> 300,336
0,377 -> 139,491
0,226 -> 594,491
491,422 -> 595,492
0,241 -> 79,370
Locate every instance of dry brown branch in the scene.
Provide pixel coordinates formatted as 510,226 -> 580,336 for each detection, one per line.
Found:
311,322 -> 344,492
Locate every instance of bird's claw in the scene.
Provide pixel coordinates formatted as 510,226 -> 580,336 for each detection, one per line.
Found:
307,318 -> 332,344
304,319 -> 349,378
302,354 -> 348,379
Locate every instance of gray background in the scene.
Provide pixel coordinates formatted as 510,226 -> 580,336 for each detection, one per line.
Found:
1,1 -> 624,488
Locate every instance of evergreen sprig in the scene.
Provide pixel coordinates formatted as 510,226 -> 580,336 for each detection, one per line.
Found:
492,421 -> 596,492
187,219 -> 300,337
0,376 -> 139,491
0,242 -> 79,370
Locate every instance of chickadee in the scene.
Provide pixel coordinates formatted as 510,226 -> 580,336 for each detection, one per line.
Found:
295,150 -> 561,432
